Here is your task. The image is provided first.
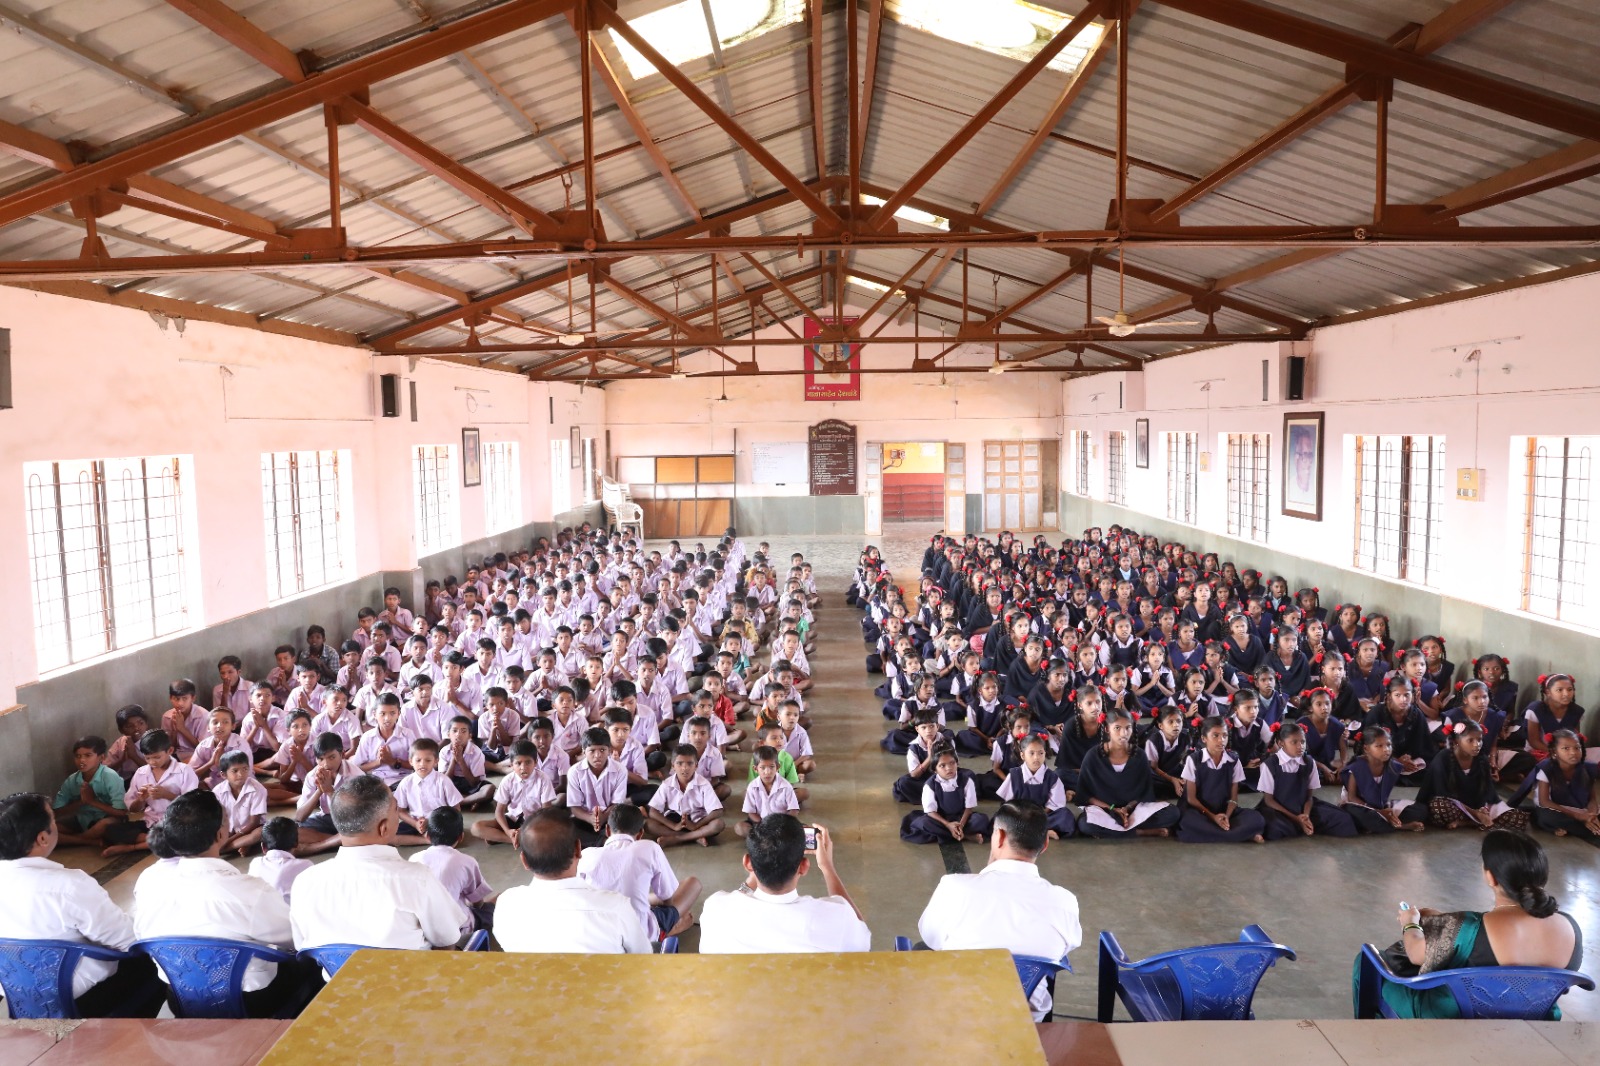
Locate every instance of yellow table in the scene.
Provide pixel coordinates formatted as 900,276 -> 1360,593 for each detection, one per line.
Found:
260,949 -> 1045,1065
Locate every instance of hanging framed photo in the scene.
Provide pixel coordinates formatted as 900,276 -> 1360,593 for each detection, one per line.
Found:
461,427 -> 482,487
1134,418 -> 1150,469
1281,411 -> 1325,521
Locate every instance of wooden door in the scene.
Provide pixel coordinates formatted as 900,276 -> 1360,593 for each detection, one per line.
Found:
944,442 -> 966,535
983,441 -> 1047,532
864,440 -> 883,536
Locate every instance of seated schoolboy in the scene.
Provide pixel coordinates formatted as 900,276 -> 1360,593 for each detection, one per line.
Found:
478,686 -> 521,772
187,707 -> 251,789
106,704 -> 151,784
213,751 -> 269,856
411,808 -> 493,933
740,745 -> 801,837
353,694 -> 415,786
161,679 -> 208,760
892,712 -> 952,804
309,685 -> 360,759
997,734 -> 1077,840
646,744 -> 726,848
51,736 -> 128,848
566,727 -> 629,847
1256,723 -> 1357,840
1176,716 -> 1267,844
248,817 -> 311,903
577,803 -> 701,943
750,724 -> 810,804
101,730 -> 201,857
548,685 -> 588,760
294,732 -> 360,855
604,707 -> 656,807
684,715 -> 732,801
401,674 -> 449,744
393,737 -> 463,845
521,716 -> 571,796
901,748 -> 991,845
439,716 -> 493,808
263,710 -> 316,806
777,701 -> 815,779
1074,709 -> 1180,840
471,740 -> 558,846
700,672 -> 746,750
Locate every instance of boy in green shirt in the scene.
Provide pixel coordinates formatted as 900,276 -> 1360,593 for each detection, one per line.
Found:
747,724 -> 810,804
52,736 -> 128,846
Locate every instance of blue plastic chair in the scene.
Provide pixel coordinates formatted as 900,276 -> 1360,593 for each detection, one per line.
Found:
660,936 -> 679,955
894,936 -> 1072,1001
133,937 -> 296,1019
465,929 -> 490,953
0,938 -> 136,1019
1355,943 -> 1595,1020
302,931 -> 489,978
1098,925 -> 1296,1022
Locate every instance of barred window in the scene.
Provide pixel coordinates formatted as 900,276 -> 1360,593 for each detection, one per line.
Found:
1070,430 -> 1091,495
1225,433 -> 1270,543
25,456 -> 193,672
262,451 -> 349,602
550,438 -> 571,514
1522,436 -> 1595,624
1106,431 -> 1126,505
413,445 -> 459,555
483,441 -> 522,535
1352,434 -> 1445,586
1165,432 -> 1199,524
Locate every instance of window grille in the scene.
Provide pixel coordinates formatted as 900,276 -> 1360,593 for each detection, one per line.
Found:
1106,431 -> 1126,505
413,445 -> 458,555
482,441 -> 521,535
262,450 -> 347,601
1522,436 -> 1592,622
1225,433 -> 1271,542
1165,432 -> 1199,524
1352,434 -> 1445,586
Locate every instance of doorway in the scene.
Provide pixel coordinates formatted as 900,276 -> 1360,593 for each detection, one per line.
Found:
981,439 -> 1059,532
881,442 -> 945,522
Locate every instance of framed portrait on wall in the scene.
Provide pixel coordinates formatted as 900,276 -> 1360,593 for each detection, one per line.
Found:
1134,418 -> 1150,469
1281,411 -> 1325,520
570,425 -> 582,467
461,427 -> 481,487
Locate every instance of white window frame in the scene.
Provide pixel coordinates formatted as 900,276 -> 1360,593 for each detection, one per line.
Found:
24,455 -> 195,672
482,441 -> 522,535
262,450 -> 350,602
550,437 -> 571,515
1165,432 -> 1199,524
1069,430 -> 1091,496
1521,435 -> 1594,625
1106,430 -> 1126,505
1225,433 -> 1271,543
1352,434 -> 1445,586
583,436 -> 599,504
413,445 -> 459,555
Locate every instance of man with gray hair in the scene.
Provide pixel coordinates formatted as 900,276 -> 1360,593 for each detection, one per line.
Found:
289,775 -> 467,953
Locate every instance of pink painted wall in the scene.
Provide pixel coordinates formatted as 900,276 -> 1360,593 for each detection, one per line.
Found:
0,286 -> 604,707
605,303 -> 1063,497
1062,269 -> 1600,629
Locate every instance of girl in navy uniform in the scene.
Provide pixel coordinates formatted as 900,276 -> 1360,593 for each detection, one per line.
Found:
1026,660 -> 1074,737
1415,635 -> 1454,692
1252,664 -> 1290,728
1256,722 -> 1357,840
1224,689 -> 1273,790
1328,603 -> 1363,658
1339,726 -> 1426,834
944,650 -> 982,716
978,708 -> 1045,799
1068,643 -> 1103,692
1471,654 -> 1520,716
1131,643 -> 1176,715
1363,678 -> 1437,786
1180,583 -> 1223,644
1446,680 -> 1526,781
1056,685 -> 1105,792
1201,642 -> 1238,713
997,734 -> 1076,839
1346,638 -> 1388,709
1004,636 -> 1048,702
1297,687 -> 1349,783
1102,615 -> 1143,670
956,672 -> 1009,757
1265,629 -> 1310,706
1415,720 -> 1529,831
1221,614 -> 1267,675
1166,619 -> 1205,674
1295,587 -> 1326,625
1524,731 -> 1599,844
1523,673 -> 1586,761
883,674 -> 947,755
900,749 -> 991,845
1099,665 -> 1140,718
892,713 -> 950,803
1363,613 -> 1396,665
1075,709 -> 1180,839
1176,716 -> 1266,843
877,650 -> 920,715
1145,706 -> 1194,800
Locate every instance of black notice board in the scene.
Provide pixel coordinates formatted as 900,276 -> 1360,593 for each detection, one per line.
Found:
808,420 -> 858,496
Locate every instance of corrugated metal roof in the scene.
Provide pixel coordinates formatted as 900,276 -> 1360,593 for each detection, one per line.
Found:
0,0 -> 1594,373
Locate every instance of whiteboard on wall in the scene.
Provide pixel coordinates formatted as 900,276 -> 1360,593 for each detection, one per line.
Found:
750,442 -> 808,486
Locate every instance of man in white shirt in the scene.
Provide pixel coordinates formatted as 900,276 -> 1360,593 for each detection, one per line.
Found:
576,804 -> 701,943
495,809 -> 651,954
698,815 -> 870,954
0,793 -> 164,1017
133,790 -> 322,1017
289,775 -> 468,954
916,802 -> 1083,1020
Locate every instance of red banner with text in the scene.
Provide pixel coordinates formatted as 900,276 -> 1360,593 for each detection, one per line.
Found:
803,316 -> 861,401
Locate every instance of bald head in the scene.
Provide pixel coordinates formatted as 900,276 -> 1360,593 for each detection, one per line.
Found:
518,809 -> 581,879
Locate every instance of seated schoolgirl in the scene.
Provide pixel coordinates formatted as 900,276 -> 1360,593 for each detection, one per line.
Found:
1295,586 -> 1326,625
891,712 -> 951,803
1165,619 -> 1204,673
1130,642 -> 1175,715
1099,664 -> 1139,718
996,734 -> 1076,839
1144,707 -> 1192,801
1346,638 -> 1389,710
1068,643 -> 1103,691
1414,720 -> 1530,831
1025,660 -> 1074,737
1220,613 -> 1267,676
876,649 -> 921,715
1055,685 -> 1105,793
1074,709 -> 1180,840
1224,689 -> 1273,791
1004,636 -> 1049,702
1415,635 -> 1454,692
1525,730 -> 1599,844
1338,726 -> 1426,834
1256,723 -> 1356,840
882,674 -> 947,755
943,650 -> 983,716
1252,663 -> 1290,727
1200,642 -> 1238,713
900,749 -> 991,846
1523,673 -> 1591,762
1446,680 -> 1521,781
1362,678 -> 1437,786
978,708 -> 1047,799
955,671 -> 1008,757
1470,653 -> 1520,717
1176,716 -> 1266,844
1297,687 -> 1348,782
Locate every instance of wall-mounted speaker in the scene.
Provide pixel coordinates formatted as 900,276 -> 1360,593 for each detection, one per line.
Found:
0,328 -> 11,410
380,373 -> 400,418
1285,355 -> 1307,402
409,379 -> 418,422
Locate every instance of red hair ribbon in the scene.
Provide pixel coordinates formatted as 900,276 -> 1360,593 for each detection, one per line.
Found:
1097,712 -> 1106,724
1544,733 -> 1554,745
1190,716 -> 1203,729
1441,722 -> 1454,736
1269,722 -> 1282,733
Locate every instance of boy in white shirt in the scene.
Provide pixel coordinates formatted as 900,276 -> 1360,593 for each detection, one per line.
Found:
354,695 -> 414,786
439,716 -> 492,808
188,708 -> 252,789
411,807 -> 493,933
393,737 -> 462,845
309,685 -> 361,758
646,745 -> 725,847
248,817 -> 312,903
213,751 -> 268,856
740,746 -> 800,835
294,734 -> 358,855
471,740 -> 558,846
577,803 -> 700,943
102,730 -> 201,857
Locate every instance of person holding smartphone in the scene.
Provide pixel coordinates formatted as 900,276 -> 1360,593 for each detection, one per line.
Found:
698,815 -> 870,954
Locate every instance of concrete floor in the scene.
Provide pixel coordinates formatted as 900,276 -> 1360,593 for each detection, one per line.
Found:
68,523 -> 1599,1021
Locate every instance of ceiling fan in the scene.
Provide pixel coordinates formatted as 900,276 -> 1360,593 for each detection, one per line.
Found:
1093,252 -> 1200,337
556,264 -> 596,346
